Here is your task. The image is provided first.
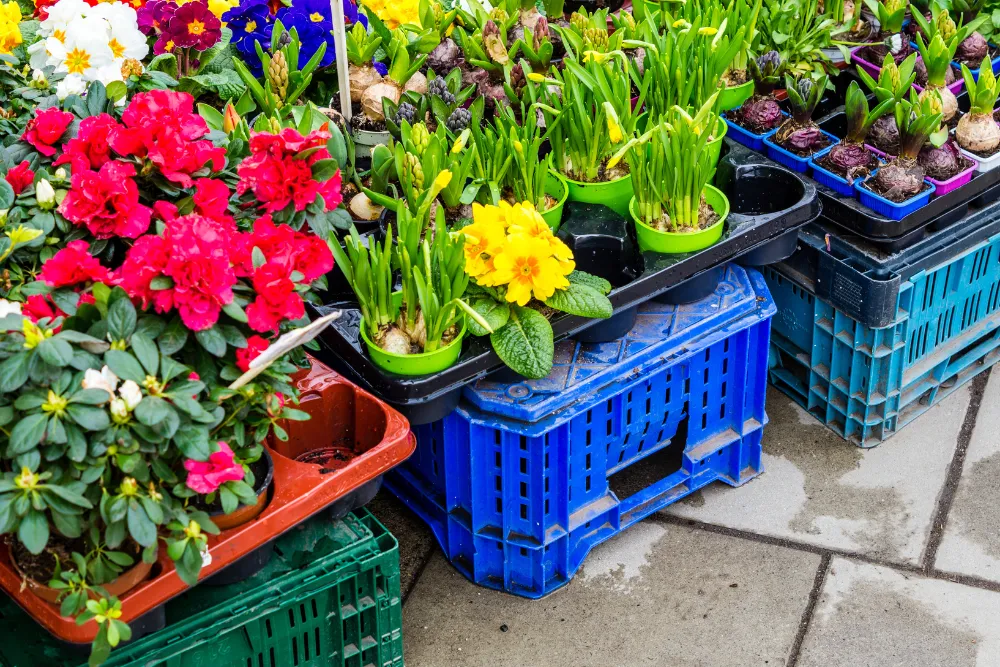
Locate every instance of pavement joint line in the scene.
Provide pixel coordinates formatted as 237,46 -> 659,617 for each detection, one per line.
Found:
652,513 -> 1000,595
922,368 -> 991,571
402,543 -> 437,605
785,553 -> 831,667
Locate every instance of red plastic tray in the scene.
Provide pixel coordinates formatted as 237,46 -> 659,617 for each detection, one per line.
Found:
0,358 -> 413,644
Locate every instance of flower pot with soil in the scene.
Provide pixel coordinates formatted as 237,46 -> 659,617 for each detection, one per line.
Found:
329,190 -> 491,377
199,447 -> 275,532
857,90 -> 946,218
538,49 -> 645,217
956,56 -> 1000,170
857,52 -> 920,155
615,93 -> 728,254
856,0 -> 913,65
810,80 -> 895,195
764,74 -> 838,171
911,6 -> 984,121
719,0 -> 763,110
727,50 -> 786,149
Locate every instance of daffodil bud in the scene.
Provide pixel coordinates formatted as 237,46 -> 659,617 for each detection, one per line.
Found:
36,179 -> 55,211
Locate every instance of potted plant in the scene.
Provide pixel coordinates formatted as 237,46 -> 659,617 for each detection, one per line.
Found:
493,103 -> 569,229
956,56 -> 1000,171
536,50 -> 646,216
857,52 -> 919,155
460,201 -> 615,379
720,0 -> 763,110
763,74 -> 839,171
810,81 -> 895,195
855,0 -> 912,69
727,50 -> 786,149
856,90 -> 945,218
614,94 -> 730,254
911,6 -> 982,119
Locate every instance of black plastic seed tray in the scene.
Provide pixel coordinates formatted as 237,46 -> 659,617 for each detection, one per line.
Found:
309,139 -> 820,424
772,194 -> 1000,328
810,109 -> 1000,241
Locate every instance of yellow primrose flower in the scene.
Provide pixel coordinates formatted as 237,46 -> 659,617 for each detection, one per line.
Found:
0,1 -> 22,55
462,218 -> 507,280
506,202 -> 554,241
491,236 -> 570,306
550,236 -> 576,274
208,0 -> 239,21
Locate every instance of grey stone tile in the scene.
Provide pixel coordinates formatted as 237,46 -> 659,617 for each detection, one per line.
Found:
798,558 -> 1000,667
367,491 -> 435,597
666,386 -> 970,565
402,521 -> 819,667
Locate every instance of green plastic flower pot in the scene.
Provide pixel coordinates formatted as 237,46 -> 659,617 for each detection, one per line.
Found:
563,172 -> 633,217
360,293 -> 467,376
540,171 -> 569,231
630,184 -> 729,254
719,80 -> 754,112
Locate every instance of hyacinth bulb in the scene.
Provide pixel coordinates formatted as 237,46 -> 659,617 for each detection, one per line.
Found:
426,39 -> 460,74
957,32 -> 988,63
785,126 -> 825,151
362,81 -> 400,121
918,138 -> 962,179
828,142 -> 875,172
349,64 -> 383,103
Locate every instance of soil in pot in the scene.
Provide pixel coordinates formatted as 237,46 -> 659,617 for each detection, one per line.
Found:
642,198 -> 720,233
815,146 -> 879,181
295,440 -> 357,473
962,141 -> 1000,159
915,61 -> 959,88
351,112 -> 387,133
858,34 -> 913,66
10,537 -> 148,603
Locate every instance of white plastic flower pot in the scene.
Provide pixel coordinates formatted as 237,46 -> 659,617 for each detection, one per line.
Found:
353,128 -> 391,159
960,146 -> 1000,173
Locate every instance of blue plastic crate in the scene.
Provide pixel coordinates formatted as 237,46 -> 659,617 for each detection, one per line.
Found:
764,245 -> 1000,446
387,265 -> 774,598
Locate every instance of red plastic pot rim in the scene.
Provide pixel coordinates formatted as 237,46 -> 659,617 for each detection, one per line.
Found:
0,357 -> 414,645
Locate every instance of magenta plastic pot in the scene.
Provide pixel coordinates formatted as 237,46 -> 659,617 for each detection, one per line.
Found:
850,47 -> 965,96
926,157 -> 978,196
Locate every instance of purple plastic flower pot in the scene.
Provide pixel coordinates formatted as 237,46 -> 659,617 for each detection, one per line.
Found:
925,157 -> 978,195
851,47 -> 965,96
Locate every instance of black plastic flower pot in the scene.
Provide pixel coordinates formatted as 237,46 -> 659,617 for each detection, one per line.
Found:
202,540 -> 277,587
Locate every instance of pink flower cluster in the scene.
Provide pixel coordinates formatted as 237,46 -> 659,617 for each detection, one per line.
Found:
184,442 -> 245,494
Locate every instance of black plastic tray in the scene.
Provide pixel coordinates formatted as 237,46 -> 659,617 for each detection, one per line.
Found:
310,139 -> 821,424
771,195 -> 1000,328
811,109 -> 1000,241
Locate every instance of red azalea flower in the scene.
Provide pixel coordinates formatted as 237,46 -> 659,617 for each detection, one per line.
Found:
246,262 -> 305,333
111,90 -> 225,188
40,241 -> 111,288
59,161 -> 152,239
22,108 -> 74,157
232,216 -> 333,281
236,334 -> 269,372
117,214 -> 236,331
167,0 -> 222,50
192,178 -> 232,220
236,127 -> 343,214
153,200 -> 179,223
184,442 -> 244,494
22,294 -> 65,323
54,114 -> 120,173
3,161 -> 34,195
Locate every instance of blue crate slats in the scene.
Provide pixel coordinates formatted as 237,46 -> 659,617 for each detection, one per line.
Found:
764,232 -> 1000,446
388,265 -> 775,598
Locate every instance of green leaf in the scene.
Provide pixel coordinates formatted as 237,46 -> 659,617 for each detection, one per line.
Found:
310,158 -> 339,182
568,270 -> 613,295
86,81 -> 107,116
222,300 -> 248,323
18,509 -> 49,555
66,404 -> 110,431
104,350 -> 146,383
468,298 -> 510,337
36,337 -> 74,367
195,327 -> 227,357
107,297 -> 137,341
174,424 -> 211,460
9,413 -> 48,454
126,501 -> 157,547
158,318 -> 188,356
176,542 -> 203,586
149,276 -> 173,291
71,388 -> 112,405
134,396 -> 173,427
490,306 -> 554,380
130,332 -> 159,376
45,484 -> 93,509
0,178 -> 14,209
544,282 -> 614,319
0,352 -> 31,393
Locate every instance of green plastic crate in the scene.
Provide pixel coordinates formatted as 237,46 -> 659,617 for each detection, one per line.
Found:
0,509 -> 403,667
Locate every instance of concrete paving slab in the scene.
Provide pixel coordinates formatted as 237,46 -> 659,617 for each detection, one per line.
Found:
665,386 -> 970,565
402,521 -> 820,667
367,491 -> 436,597
798,557 -> 1000,667
936,373 -> 1000,583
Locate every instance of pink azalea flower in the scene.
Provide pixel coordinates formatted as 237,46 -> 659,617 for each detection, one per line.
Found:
184,442 -> 245,494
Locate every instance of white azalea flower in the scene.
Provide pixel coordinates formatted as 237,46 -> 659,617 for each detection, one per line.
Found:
118,380 -> 142,411
0,300 -> 22,318
109,398 -> 128,420
83,366 -> 119,398
55,74 -> 87,100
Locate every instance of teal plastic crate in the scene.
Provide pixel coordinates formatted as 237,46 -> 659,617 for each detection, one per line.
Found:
765,258 -> 1000,446
0,509 -> 403,667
